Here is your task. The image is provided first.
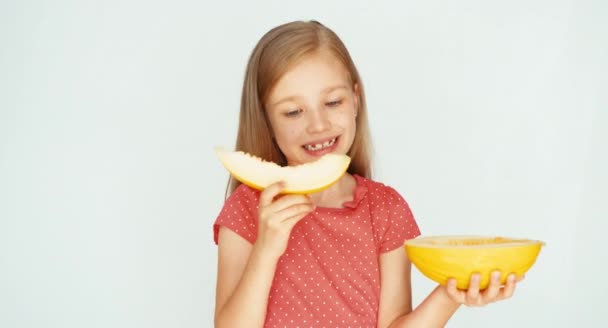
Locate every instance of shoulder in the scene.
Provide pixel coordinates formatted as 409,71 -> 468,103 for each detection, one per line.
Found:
214,183 -> 260,245
221,183 -> 261,213
355,175 -> 406,202
356,175 -> 416,218
359,175 -> 421,248
227,182 -> 260,201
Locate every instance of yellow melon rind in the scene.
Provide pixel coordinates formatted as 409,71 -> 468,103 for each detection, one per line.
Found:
405,235 -> 544,290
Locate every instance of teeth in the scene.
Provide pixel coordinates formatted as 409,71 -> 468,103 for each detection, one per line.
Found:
304,138 -> 336,151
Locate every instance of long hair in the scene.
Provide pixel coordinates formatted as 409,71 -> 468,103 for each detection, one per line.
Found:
226,20 -> 373,197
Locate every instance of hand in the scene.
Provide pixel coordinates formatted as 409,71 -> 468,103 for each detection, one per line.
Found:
255,181 -> 315,259
444,271 -> 522,307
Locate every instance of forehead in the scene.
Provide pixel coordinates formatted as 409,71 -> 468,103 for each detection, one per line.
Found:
268,52 -> 351,102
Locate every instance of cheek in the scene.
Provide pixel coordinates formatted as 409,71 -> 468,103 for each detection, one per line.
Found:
333,107 -> 357,126
274,127 -> 299,144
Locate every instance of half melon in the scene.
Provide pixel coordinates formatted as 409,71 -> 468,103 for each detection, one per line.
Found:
405,235 -> 544,290
214,147 -> 351,194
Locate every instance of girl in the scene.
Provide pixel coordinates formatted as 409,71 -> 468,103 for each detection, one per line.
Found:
213,20 -> 520,328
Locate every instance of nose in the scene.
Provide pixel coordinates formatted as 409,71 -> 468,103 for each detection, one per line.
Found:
306,108 -> 331,134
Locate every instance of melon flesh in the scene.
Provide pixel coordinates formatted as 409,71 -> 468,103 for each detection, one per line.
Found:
214,147 -> 351,194
405,235 -> 544,290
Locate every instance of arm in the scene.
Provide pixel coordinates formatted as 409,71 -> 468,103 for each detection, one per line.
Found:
378,248 -> 520,328
377,248 -> 460,328
214,227 -> 278,328
214,182 -> 314,328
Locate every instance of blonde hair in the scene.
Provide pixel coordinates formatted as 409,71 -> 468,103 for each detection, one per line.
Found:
226,20 -> 373,196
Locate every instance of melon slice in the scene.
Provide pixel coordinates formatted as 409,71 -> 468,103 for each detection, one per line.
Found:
214,147 -> 351,194
405,235 -> 544,289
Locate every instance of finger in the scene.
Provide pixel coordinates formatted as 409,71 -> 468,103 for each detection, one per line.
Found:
261,201 -> 314,225
445,278 -> 464,303
482,271 -> 502,303
259,181 -> 286,207
282,211 -> 310,229
498,273 -> 517,300
267,194 -> 313,213
466,273 -> 481,304
277,203 -> 315,223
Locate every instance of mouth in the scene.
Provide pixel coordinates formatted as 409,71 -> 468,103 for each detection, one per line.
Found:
302,136 -> 339,153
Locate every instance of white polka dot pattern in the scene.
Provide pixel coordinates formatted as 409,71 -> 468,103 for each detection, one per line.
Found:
213,175 -> 421,327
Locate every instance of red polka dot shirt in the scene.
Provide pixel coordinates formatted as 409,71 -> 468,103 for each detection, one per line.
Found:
213,174 -> 421,327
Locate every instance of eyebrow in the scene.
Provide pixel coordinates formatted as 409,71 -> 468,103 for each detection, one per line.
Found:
269,85 -> 349,108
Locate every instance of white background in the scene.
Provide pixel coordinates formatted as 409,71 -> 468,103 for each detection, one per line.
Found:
1,0 -> 606,327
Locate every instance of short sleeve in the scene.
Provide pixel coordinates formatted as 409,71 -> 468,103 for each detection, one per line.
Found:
375,186 -> 421,253
213,184 -> 259,245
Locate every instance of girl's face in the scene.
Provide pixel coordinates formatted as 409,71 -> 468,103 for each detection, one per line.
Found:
265,51 -> 359,166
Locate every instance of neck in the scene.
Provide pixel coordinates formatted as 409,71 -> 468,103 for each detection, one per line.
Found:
308,173 -> 356,208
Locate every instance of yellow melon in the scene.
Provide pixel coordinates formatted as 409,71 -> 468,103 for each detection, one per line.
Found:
405,235 -> 544,290
214,147 -> 351,194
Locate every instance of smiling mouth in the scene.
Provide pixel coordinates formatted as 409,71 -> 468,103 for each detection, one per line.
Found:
303,137 -> 338,151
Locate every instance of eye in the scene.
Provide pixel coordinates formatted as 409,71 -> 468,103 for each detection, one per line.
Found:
325,99 -> 343,107
284,108 -> 303,117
